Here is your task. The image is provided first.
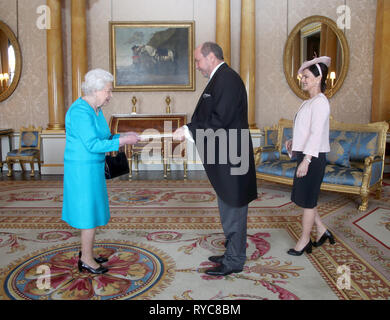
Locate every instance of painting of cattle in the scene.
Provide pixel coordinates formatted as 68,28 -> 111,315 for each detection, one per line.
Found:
110,21 -> 194,91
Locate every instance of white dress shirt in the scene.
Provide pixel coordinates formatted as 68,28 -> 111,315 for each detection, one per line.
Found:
208,61 -> 225,81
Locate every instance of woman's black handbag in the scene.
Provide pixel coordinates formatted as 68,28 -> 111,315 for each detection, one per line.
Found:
105,152 -> 129,179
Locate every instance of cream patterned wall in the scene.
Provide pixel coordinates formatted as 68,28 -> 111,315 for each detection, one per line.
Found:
0,0 -> 377,131
0,0 -> 48,130
255,0 -> 377,127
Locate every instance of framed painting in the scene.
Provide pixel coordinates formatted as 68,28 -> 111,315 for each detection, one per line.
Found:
109,21 -> 195,91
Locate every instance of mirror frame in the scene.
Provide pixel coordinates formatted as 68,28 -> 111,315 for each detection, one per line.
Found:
0,20 -> 22,102
283,15 -> 349,99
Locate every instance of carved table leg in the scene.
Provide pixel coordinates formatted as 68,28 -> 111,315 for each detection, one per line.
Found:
128,158 -> 132,179
135,153 -> 139,173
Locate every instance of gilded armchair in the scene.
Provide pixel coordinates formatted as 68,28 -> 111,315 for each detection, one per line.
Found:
6,126 -> 42,177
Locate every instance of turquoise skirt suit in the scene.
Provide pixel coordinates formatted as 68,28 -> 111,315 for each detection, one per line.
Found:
62,98 -> 120,229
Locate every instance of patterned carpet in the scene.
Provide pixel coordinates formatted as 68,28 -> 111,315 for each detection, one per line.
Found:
0,178 -> 389,300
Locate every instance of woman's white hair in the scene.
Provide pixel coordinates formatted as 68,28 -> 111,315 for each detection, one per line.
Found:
81,68 -> 114,96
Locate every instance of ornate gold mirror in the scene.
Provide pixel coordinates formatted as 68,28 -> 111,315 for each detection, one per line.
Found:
0,20 -> 22,102
283,15 -> 349,99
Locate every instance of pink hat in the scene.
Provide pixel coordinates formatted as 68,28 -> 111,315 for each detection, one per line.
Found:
297,56 -> 331,77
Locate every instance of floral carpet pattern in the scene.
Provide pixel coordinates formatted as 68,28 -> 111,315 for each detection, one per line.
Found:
0,179 -> 389,300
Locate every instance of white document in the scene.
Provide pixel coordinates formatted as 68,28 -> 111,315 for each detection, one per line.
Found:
139,133 -> 174,140
140,131 -> 194,143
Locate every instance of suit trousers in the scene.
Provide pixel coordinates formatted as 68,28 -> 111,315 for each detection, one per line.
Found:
217,196 -> 248,269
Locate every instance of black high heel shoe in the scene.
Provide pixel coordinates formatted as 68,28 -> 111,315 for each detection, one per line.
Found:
287,240 -> 313,256
79,251 -> 108,264
313,230 -> 335,247
78,259 -> 109,274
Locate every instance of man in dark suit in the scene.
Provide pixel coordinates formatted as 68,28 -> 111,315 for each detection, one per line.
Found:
173,42 -> 258,276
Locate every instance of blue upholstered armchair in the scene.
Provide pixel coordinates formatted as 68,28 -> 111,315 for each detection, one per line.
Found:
6,126 -> 42,177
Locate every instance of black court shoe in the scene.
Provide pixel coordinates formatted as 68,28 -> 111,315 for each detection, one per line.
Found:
79,251 -> 109,264
78,259 -> 108,274
287,240 -> 313,256
313,230 -> 336,247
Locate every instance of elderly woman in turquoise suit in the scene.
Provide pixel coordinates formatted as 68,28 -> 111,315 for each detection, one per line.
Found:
62,68 -> 139,274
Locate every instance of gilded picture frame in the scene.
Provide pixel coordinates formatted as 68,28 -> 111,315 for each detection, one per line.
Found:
109,21 -> 195,92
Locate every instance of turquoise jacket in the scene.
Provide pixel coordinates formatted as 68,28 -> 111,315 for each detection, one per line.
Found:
62,98 -> 119,229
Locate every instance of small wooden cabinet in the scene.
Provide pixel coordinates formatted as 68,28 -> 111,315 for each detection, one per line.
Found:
109,113 -> 187,178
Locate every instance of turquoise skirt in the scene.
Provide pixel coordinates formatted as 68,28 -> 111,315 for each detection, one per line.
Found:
62,159 -> 110,229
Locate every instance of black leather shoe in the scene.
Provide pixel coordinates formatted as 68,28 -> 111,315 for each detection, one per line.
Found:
94,256 -> 109,263
78,259 -> 108,274
79,251 -> 109,264
205,264 -> 243,276
313,230 -> 335,247
287,240 -> 313,256
208,255 -> 224,264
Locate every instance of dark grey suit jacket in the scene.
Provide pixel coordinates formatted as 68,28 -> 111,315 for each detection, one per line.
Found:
187,63 -> 258,207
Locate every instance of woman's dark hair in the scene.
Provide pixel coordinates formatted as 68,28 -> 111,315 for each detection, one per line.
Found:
308,63 -> 328,93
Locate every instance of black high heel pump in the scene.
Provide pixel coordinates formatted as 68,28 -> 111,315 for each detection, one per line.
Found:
79,251 -> 108,264
78,259 -> 109,274
287,240 -> 313,256
313,230 -> 335,247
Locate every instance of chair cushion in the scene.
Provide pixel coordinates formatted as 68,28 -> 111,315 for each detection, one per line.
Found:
21,131 -> 39,148
259,149 -> 280,163
323,165 -> 363,187
7,149 -> 39,156
329,130 -> 357,142
349,132 -> 378,161
326,139 -> 352,167
329,130 -> 378,161
257,160 -> 297,178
